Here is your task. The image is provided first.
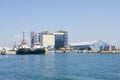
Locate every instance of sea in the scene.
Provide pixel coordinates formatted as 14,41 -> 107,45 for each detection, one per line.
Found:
0,53 -> 120,80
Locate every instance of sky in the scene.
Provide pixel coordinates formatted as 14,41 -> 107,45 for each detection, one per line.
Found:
0,0 -> 120,47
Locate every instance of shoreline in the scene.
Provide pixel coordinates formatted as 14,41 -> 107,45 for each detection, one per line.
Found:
1,50 -> 120,55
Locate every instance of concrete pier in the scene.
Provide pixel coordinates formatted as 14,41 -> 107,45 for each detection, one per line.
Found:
0,50 -> 16,55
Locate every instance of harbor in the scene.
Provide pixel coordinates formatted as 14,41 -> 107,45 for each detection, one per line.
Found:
1,0 -> 120,80
0,31 -> 120,55
2,47 -> 120,55
0,32 -> 46,55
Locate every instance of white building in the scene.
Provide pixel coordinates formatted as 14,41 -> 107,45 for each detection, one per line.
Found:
38,31 -> 55,48
32,30 -> 68,50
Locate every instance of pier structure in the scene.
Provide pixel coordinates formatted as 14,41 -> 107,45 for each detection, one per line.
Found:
0,47 -> 16,55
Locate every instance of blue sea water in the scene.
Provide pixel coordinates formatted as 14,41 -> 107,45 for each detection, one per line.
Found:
0,53 -> 120,80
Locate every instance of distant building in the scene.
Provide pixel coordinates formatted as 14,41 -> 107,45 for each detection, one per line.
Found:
38,33 -> 42,43
115,46 -> 120,51
70,40 -> 109,51
53,30 -> 68,49
38,31 -> 55,49
30,32 -> 37,47
31,30 -> 68,50
104,46 -> 116,51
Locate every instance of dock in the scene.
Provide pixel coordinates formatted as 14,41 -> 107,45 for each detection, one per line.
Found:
0,50 -> 16,55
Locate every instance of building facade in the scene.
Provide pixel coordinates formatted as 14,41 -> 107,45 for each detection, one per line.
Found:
30,32 -> 37,47
53,30 -> 68,49
31,30 -> 68,50
103,46 -> 116,51
38,31 -> 55,49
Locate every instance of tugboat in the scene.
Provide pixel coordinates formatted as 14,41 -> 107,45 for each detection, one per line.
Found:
31,42 -> 45,54
16,32 -> 31,55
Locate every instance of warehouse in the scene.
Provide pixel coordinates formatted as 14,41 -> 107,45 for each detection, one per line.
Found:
70,40 -> 109,51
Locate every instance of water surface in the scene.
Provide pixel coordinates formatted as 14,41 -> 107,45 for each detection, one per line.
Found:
0,53 -> 120,80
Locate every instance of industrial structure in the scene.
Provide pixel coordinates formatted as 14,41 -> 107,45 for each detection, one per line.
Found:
53,30 -> 68,49
38,30 -> 55,49
30,30 -> 68,50
70,40 -> 109,51
30,32 -> 37,47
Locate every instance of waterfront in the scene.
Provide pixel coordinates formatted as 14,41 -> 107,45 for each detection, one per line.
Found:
0,53 -> 120,80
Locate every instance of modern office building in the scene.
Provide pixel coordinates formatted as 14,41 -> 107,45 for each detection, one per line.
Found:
30,32 -> 37,47
53,30 -> 68,49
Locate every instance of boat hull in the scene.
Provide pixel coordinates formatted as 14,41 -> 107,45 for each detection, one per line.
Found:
16,48 -> 31,55
31,49 -> 45,54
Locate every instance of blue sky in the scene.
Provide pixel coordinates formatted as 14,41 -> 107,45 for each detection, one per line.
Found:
0,0 -> 120,47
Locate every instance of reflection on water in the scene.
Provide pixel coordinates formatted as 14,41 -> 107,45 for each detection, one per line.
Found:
0,53 -> 120,80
